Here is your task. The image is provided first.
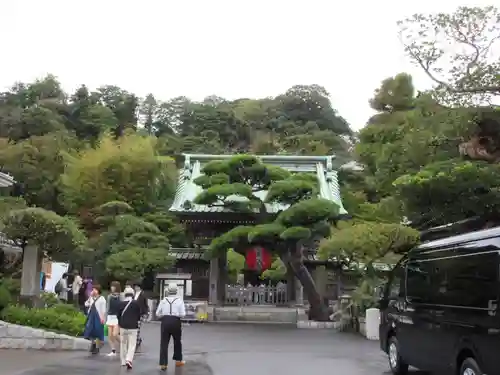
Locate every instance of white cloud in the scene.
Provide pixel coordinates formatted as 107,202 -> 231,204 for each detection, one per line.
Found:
0,0 -> 494,130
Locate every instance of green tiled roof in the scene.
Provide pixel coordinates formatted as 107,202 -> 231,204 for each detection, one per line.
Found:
0,171 -> 14,188
169,154 -> 347,216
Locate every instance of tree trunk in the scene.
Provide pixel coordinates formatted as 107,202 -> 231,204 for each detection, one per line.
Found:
285,263 -> 296,304
286,254 -> 329,322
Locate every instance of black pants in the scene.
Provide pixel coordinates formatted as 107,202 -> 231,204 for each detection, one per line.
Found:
159,316 -> 182,366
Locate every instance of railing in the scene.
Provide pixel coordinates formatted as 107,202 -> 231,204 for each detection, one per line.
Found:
225,286 -> 289,306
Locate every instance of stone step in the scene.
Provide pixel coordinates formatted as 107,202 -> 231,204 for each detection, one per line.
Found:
210,320 -> 296,325
212,307 -> 301,324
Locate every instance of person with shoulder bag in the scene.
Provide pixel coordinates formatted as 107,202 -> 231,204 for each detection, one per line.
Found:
83,284 -> 106,354
118,287 -> 142,370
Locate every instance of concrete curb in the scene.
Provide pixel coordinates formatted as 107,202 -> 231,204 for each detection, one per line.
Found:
297,321 -> 340,329
0,320 -> 89,351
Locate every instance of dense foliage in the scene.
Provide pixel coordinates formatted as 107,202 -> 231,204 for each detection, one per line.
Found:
319,5 -> 500,313
1,303 -> 86,336
0,73 -> 356,281
0,5 -> 497,320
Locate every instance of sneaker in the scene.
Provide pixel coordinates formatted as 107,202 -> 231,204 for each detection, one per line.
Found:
107,351 -> 116,357
175,361 -> 185,367
160,365 -> 167,372
126,361 -> 132,369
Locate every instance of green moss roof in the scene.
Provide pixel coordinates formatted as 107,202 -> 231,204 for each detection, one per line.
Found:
169,154 -> 347,216
0,171 -> 14,188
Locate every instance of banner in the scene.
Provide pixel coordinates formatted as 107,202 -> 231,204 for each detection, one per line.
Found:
44,262 -> 69,293
182,300 -> 208,322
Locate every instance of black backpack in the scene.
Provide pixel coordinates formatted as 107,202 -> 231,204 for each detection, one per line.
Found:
55,280 -> 62,294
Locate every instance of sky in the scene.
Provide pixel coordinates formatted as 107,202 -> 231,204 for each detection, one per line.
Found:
0,0 -> 494,130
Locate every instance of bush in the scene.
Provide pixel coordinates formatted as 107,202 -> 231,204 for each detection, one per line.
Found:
40,291 -> 60,307
0,285 -> 12,311
352,278 -> 382,316
0,277 -> 21,296
52,303 -> 81,317
1,304 -> 86,336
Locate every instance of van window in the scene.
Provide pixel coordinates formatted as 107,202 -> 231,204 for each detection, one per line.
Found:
435,252 -> 498,308
387,259 -> 406,298
406,260 -> 433,303
407,251 -> 499,308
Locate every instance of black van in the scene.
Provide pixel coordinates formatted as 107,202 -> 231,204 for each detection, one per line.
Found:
379,225 -> 500,375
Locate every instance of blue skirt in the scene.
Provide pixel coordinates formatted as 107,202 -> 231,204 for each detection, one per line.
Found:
83,303 -> 104,341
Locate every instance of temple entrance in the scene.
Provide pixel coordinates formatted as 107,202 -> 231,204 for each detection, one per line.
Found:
167,155 -> 345,310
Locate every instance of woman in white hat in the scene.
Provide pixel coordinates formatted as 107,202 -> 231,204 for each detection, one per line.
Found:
155,283 -> 186,371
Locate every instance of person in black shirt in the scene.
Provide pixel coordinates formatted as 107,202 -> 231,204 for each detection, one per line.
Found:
118,287 -> 142,370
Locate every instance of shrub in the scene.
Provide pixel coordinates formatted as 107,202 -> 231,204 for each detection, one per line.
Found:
0,285 -> 12,311
352,278 -> 381,316
40,291 -> 60,307
52,303 -> 81,317
1,304 -> 86,336
1,277 -> 21,296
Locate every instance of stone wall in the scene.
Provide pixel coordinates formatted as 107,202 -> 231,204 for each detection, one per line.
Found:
0,320 -> 90,350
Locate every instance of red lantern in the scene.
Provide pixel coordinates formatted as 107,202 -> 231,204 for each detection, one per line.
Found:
245,246 -> 272,271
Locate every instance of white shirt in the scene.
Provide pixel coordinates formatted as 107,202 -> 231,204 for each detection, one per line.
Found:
84,295 -> 107,321
156,296 -> 186,318
72,275 -> 82,295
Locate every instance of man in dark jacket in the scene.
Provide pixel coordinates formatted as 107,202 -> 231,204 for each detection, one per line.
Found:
133,282 -> 149,351
118,287 -> 142,370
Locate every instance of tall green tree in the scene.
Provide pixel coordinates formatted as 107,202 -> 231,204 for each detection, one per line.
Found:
89,201 -> 172,281
139,94 -> 158,136
60,133 -> 177,216
0,131 -> 81,213
3,207 -> 86,259
67,85 -> 118,143
96,85 -> 139,137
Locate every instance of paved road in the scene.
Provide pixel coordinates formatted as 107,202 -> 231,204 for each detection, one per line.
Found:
3,323 -> 426,375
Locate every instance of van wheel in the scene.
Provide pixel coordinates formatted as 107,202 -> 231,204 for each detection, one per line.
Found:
388,336 -> 409,375
460,358 -> 483,375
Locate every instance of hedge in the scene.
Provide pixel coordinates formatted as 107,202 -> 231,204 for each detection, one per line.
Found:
0,285 -> 12,311
1,304 -> 86,337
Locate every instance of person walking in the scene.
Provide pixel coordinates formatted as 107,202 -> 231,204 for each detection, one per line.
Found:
118,286 -> 142,370
83,284 -> 107,354
106,281 -> 122,357
133,282 -> 149,352
156,283 -> 186,371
